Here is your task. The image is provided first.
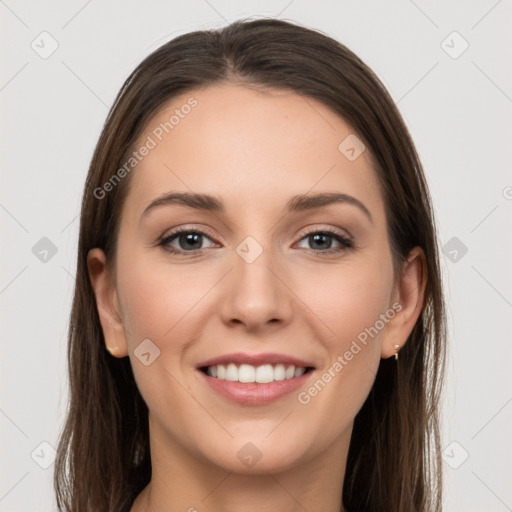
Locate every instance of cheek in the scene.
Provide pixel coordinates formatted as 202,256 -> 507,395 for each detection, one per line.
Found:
299,254 -> 394,349
293,253 -> 393,413
115,254 -> 211,418
291,270 -> 391,453
117,252 -> 208,343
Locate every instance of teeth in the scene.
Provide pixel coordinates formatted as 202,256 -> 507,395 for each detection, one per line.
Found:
239,364 -> 256,383
205,363 -> 308,383
294,367 -> 306,377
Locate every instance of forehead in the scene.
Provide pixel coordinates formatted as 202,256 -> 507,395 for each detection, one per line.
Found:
123,83 -> 383,219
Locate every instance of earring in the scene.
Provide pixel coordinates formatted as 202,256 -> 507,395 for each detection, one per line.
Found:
393,344 -> 400,360
106,345 -> 118,356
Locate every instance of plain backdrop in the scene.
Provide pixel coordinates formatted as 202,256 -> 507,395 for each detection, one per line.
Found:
1,1 -> 511,510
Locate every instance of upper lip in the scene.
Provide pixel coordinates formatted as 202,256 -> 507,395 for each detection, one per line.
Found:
197,352 -> 315,369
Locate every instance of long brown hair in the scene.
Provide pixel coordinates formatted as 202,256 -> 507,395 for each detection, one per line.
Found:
54,17 -> 446,512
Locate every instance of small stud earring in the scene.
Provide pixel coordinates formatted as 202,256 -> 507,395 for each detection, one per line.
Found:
106,345 -> 118,356
393,344 -> 400,360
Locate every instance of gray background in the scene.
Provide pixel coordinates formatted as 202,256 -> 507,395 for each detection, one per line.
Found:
1,0 -> 511,510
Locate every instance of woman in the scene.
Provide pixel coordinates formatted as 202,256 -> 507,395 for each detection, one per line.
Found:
54,17 -> 446,512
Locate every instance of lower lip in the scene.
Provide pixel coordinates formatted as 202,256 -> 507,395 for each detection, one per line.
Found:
198,369 -> 314,406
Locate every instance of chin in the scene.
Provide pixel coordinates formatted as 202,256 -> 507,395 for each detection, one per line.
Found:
198,437 -> 308,475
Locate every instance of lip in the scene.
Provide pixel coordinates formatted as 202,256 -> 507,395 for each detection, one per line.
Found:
196,352 -> 315,369
198,367 -> 315,406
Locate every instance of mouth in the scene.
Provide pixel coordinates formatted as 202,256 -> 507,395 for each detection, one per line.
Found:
195,353 -> 316,405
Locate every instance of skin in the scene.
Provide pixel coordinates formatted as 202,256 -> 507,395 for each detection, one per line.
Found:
88,83 -> 426,512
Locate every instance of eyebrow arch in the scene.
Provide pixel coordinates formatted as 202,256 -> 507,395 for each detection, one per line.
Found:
141,191 -> 372,223
286,192 -> 372,222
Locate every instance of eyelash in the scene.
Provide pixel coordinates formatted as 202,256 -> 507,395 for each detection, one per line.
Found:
157,226 -> 354,256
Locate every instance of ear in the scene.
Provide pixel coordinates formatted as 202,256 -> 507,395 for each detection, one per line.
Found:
381,246 -> 427,359
87,248 -> 129,358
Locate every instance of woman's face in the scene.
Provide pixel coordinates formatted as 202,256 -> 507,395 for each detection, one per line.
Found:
89,83 -> 421,475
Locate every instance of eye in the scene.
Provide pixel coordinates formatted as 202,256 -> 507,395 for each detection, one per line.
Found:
157,226 -> 354,256
295,229 -> 353,254
158,228 -> 217,254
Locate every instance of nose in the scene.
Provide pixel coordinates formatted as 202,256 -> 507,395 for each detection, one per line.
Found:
218,241 -> 293,333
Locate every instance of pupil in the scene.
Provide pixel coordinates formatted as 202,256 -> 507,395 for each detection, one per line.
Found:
311,233 -> 330,250
181,233 -> 201,250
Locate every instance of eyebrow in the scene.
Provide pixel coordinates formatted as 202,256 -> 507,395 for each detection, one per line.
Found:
141,191 -> 373,223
